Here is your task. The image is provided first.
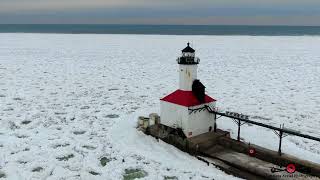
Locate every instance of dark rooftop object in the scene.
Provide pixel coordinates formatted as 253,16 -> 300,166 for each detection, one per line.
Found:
182,42 -> 195,53
192,79 -> 206,103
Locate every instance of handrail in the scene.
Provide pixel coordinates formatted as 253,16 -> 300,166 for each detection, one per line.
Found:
194,105 -> 320,155
203,105 -> 320,142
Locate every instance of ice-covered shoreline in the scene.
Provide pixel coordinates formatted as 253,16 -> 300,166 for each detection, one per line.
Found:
0,33 -> 319,179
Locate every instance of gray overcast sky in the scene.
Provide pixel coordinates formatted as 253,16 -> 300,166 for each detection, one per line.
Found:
1,0 -> 320,25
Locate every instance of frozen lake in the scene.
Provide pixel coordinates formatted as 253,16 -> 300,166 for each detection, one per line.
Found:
0,33 -> 320,179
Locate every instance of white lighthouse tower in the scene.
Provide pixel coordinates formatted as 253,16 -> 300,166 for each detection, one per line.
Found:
160,43 -> 216,138
178,42 -> 199,91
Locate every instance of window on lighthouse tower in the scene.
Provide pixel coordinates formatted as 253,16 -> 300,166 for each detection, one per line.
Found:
183,52 -> 195,57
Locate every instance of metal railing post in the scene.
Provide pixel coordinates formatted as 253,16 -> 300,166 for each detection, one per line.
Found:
237,119 -> 241,141
278,124 -> 284,156
214,113 -> 217,132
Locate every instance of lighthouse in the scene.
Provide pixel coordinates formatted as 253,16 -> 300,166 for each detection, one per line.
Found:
160,43 -> 216,138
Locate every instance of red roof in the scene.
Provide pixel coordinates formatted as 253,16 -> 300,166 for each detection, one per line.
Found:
160,89 -> 216,107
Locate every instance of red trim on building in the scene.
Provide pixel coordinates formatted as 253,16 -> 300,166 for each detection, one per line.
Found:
160,89 -> 216,107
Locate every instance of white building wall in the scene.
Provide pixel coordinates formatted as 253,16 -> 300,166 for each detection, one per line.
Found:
179,64 -> 197,91
160,100 -> 216,138
160,101 -> 187,129
186,102 -> 216,137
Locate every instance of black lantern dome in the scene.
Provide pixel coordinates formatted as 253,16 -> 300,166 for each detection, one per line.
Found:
182,42 -> 195,53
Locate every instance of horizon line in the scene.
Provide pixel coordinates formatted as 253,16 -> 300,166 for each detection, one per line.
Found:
1,24 -> 320,27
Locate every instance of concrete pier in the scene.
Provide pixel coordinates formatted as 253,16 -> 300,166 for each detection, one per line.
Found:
139,116 -> 320,180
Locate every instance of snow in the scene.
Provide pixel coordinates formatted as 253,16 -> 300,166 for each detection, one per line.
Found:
0,33 -> 319,179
